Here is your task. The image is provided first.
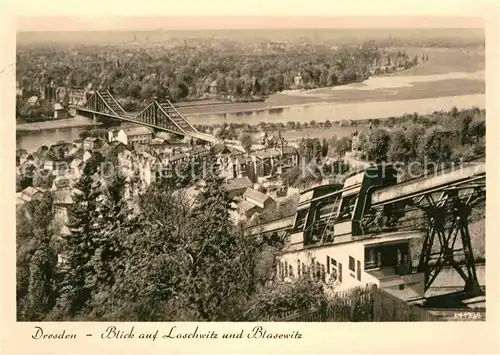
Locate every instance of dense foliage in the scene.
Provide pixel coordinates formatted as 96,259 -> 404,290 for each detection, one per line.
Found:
16,39 -> 419,122
16,154 -> 331,321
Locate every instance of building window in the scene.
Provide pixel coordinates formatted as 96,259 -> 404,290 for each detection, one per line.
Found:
349,256 -> 355,272
284,261 -> 288,277
357,260 -> 361,281
321,264 -> 326,282
327,256 -> 339,281
289,265 -> 294,278
297,261 -> 301,278
338,263 -> 343,282
315,261 -> 321,280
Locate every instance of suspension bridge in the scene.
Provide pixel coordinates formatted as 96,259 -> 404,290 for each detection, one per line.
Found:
76,90 -> 217,143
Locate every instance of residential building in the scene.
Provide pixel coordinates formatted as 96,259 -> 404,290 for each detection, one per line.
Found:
222,176 -> 254,199
237,200 -> 262,219
53,188 -> 76,226
83,137 -> 103,151
53,103 -> 70,119
82,151 -> 93,163
52,177 -> 72,190
243,188 -> 277,211
20,186 -> 44,203
209,80 -> 218,95
70,158 -> 84,179
116,126 -> 154,146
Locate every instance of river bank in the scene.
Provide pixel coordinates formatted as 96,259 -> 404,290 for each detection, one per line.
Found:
16,115 -> 102,132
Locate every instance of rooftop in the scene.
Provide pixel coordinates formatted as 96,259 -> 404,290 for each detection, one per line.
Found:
238,200 -> 259,213
243,188 -> 274,205
53,189 -> 74,205
222,176 -> 253,192
122,126 -> 154,137
21,186 -> 43,197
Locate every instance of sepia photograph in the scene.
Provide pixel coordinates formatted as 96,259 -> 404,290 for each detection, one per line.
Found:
12,12 -> 488,326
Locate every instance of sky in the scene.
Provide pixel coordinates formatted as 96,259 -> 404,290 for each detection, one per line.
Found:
11,0 -> 488,32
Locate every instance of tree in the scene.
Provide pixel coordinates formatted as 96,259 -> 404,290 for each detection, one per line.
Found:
16,193 -> 57,320
361,128 -> 391,162
333,137 -> 352,156
417,126 -> 454,165
239,132 -> 253,153
387,128 -> 412,163
51,173 -> 102,318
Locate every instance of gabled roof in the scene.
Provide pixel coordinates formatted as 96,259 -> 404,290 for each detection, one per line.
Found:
70,158 -> 84,168
222,176 -> 253,192
53,178 -> 71,189
243,188 -> 274,205
238,200 -> 259,213
122,126 -> 154,137
21,186 -> 43,197
84,137 -> 101,142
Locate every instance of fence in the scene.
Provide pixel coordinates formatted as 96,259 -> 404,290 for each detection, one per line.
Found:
279,285 -> 440,322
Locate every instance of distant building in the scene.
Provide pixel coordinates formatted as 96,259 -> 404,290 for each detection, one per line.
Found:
209,80 -> 218,95
351,130 -> 361,154
294,72 -> 303,88
83,137 -> 103,151
53,188 -> 77,226
243,188 -> 277,211
116,126 -> 154,146
20,186 -> 44,203
27,96 -> 38,106
53,103 -> 70,119
222,176 -> 254,199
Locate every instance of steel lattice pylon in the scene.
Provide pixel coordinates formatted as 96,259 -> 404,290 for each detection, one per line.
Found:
411,178 -> 486,296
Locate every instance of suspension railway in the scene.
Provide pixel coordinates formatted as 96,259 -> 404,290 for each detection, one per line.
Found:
248,160 -> 486,303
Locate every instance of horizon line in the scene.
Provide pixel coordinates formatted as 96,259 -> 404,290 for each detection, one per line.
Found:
17,15 -> 485,33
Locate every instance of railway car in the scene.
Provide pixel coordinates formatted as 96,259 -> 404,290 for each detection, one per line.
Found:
263,161 -> 485,300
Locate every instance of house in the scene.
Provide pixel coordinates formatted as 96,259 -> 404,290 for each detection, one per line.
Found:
20,186 -> 44,203
53,188 -> 76,226
219,155 -> 256,181
294,72 -> 303,88
82,151 -> 93,163
189,146 -> 209,159
209,80 -> 218,95
108,129 -> 119,143
70,158 -> 84,179
53,103 -> 69,119
116,126 -> 154,146
243,188 -> 277,210
166,153 -> 189,168
52,177 -> 71,190
27,96 -> 38,106
83,137 -> 103,151
44,159 -> 55,171
222,176 -> 254,199
237,200 -> 262,219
